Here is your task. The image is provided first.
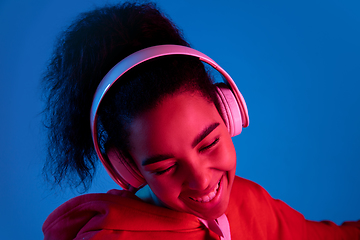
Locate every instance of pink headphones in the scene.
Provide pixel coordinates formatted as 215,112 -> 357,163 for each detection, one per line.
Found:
90,45 -> 249,190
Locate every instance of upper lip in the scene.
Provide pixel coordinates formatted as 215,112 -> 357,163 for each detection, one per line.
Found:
185,175 -> 222,199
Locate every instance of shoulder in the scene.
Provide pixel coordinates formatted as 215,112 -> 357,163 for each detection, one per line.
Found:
42,191 -> 133,240
227,177 -> 360,239
43,190 -> 140,224
230,176 -> 270,201
43,190 -> 200,240
228,176 -> 299,214
227,176 -> 308,239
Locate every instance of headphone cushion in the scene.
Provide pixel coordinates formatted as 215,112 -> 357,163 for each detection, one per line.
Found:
106,148 -> 146,189
215,83 -> 243,136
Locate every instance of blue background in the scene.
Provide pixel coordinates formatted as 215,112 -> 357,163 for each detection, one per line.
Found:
0,0 -> 359,239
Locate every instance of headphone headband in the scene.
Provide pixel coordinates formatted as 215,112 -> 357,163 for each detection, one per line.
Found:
90,44 -> 249,189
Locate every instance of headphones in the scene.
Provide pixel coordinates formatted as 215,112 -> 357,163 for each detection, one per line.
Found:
90,44 -> 249,190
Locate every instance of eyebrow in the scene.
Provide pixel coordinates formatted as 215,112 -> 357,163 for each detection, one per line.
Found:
191,122 -> 220,148
142,122 -> 221,166
142,154 -> 174,166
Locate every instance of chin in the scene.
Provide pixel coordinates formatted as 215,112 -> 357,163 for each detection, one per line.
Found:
196,204 -> 228,220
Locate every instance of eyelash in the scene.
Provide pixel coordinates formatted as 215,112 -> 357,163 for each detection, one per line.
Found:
154,138 -> 220,175
154,165 -> 175,175
199,138 -> 219,152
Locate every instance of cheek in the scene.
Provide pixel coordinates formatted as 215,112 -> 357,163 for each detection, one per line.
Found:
229,146 -> 237,170
217,136 -> 237,170
147,179 -> 188,210
145,176 -> 181,201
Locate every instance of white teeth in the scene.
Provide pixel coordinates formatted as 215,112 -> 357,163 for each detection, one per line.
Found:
208,191 -> 216,199
202,195 -> 210,202
190,181 -> 220,203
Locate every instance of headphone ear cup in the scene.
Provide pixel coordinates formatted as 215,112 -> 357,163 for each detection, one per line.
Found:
106,147 -> 146,189
215,83 -> 243,137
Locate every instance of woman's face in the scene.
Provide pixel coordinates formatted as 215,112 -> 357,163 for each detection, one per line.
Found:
128,91 -> 236,220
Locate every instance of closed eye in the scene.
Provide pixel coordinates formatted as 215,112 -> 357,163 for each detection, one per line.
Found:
199,138 -> 219,152
154,165 -> 176,175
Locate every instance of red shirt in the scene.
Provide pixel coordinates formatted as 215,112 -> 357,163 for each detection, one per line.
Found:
43,177 -> 360,239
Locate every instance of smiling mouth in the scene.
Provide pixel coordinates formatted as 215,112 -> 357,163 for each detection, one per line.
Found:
189,180 -> 221,203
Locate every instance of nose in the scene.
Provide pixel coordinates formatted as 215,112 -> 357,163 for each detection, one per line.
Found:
186,163 -> 212,190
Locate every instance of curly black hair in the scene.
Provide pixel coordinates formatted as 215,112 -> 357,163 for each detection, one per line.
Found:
41,1 -> 219,192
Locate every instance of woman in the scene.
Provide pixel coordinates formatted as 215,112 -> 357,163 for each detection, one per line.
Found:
41,2 -> 359,239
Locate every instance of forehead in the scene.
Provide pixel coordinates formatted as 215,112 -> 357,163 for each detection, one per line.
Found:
128,92 -> 221,154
